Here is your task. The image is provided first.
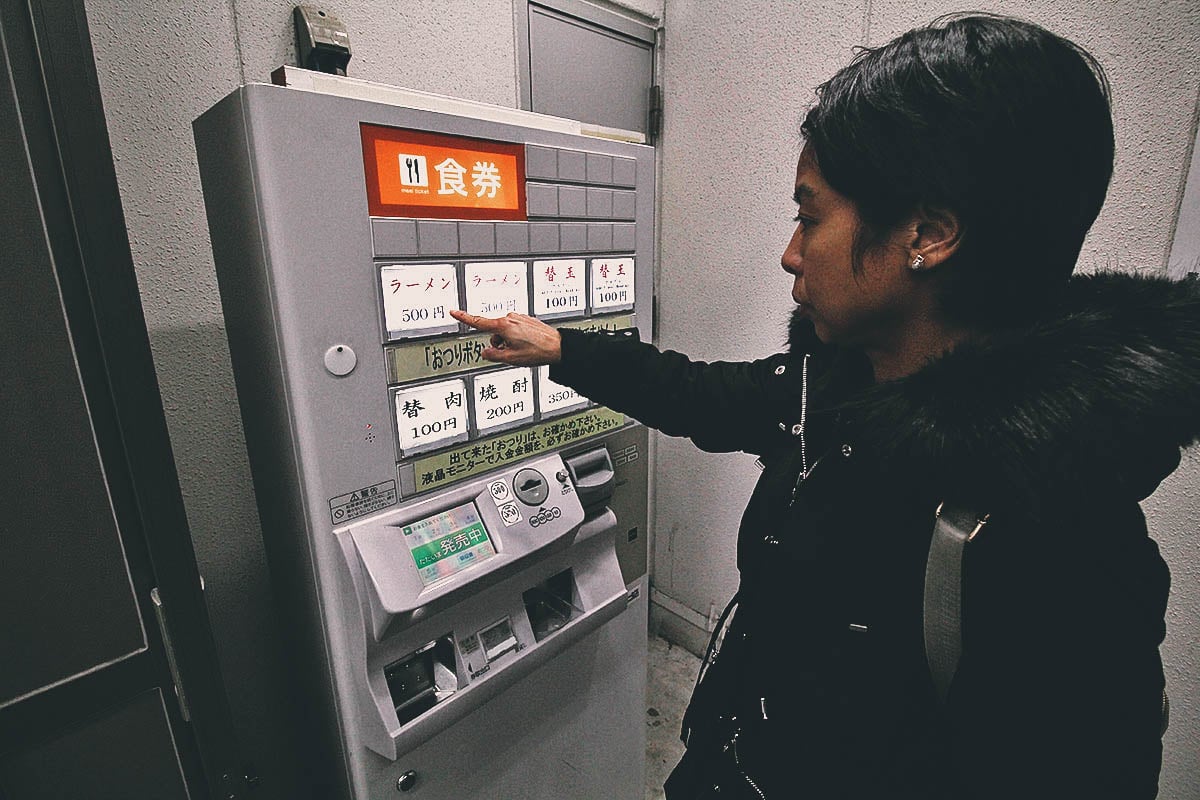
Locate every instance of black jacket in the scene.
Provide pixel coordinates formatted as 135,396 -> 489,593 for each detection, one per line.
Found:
551,273 -> 1200,799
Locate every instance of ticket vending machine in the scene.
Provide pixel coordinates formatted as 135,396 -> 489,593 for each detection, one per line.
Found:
194,75 -> 653,799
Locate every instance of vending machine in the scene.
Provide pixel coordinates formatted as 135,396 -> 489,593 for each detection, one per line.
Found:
194,72 -> 653,799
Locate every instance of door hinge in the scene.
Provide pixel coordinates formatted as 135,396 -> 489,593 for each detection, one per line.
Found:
150,587 -> 192,722
648,84 -> 663,144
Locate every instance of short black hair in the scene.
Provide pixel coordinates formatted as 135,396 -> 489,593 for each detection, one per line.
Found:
801,13 -> 1114,328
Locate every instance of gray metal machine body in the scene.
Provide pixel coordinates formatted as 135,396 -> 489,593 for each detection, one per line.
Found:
194,77 -> 653,799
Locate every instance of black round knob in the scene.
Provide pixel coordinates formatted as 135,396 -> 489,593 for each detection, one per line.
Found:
397,771 -> 417,792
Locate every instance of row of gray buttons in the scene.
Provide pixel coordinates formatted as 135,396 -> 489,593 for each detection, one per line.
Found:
526,183 -> 636,220
526,145 -> 636,187
373,218 -> 637,257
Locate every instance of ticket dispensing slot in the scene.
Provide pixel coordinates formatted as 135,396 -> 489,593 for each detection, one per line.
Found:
523,568 -> 582,642
385,637 -> 458,726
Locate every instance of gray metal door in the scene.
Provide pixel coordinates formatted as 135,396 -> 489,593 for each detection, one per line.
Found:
518,0 -> 657,137
0,1 -> 246,797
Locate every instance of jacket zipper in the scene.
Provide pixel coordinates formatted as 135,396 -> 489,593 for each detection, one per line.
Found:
789,354 -> 816,507
729,731 -> 767,799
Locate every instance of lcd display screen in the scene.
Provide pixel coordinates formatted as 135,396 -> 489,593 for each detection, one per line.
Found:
403,502 -> 496,586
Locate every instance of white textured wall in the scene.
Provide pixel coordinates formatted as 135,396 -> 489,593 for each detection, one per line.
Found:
651,0 -> 861,631
655,1 -> 1200,797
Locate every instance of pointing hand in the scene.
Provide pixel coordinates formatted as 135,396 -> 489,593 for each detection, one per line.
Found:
449,310 -> 563,366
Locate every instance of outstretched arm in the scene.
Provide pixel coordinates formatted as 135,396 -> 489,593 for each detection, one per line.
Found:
451,310 -> 799,455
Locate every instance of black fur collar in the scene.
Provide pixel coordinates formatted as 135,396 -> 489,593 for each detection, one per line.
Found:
789,272 -> 1200,511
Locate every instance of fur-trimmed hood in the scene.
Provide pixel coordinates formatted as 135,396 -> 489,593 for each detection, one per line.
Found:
791,272 -> 1200,512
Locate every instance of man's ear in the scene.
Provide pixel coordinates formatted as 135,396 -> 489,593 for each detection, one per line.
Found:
909,206 -> 964,268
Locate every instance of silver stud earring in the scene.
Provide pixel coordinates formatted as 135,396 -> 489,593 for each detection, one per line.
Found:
910,254 -> 926,271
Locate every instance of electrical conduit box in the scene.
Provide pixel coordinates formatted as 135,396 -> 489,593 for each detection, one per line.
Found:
194,73 -> 653,799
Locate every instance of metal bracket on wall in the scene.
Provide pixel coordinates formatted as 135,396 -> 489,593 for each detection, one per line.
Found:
151,587 -> 192,722
293,4 -> 352,75
648,85 -> 663,144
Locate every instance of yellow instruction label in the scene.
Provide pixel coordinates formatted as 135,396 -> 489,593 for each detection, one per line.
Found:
386,313 -> 636,384
410,407 -> 626,491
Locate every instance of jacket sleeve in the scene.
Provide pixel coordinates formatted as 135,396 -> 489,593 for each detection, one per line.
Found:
548,327 -> 797,456
948,500 -> 1169,799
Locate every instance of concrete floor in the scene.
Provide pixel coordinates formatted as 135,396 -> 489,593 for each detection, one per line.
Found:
644,635 -> 700,800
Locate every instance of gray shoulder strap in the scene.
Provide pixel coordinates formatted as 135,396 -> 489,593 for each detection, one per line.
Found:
924,503 -> 985,706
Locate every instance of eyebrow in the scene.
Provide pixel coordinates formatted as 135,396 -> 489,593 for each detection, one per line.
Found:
793,184 -> 817,205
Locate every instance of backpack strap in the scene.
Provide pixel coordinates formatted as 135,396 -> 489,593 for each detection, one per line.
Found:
924,502 -> 988,705
923,505 -> 1171,737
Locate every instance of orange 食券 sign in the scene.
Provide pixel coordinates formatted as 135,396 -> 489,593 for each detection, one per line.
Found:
362,124 -> 527,220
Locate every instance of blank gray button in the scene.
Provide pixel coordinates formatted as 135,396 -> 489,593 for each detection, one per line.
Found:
372,219 -> 417,256
558,185 -> 588,217
587,223 -> 613,252
587,153 -> 613,184
612,223 -> 636,251
417,220 -> 459,255
612,190 -> 636,220
529,223 -> 559,252
496,222 -> 530,254
560,223 -> 587,251
558,149 -> 587,182
458,222 -> 495,255
587,188 -> 614,218
526,145 -> 557,179
527,182 -> 559,216
612,157 -> 637,187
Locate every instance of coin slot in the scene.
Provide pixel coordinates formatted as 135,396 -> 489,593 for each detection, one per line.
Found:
512,467 -> 550,505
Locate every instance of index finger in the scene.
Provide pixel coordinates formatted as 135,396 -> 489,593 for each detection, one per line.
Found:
450,309 -> 504,331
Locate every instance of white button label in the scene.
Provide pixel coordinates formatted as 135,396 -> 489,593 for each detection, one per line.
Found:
590,257 -> 635,311
532,259 -> 586,318
498,501 -> 522,526
395,378 -> 469,454
537,366 -> 588,415
488,479 -> 512,505
381,263 -> 459,338
473,367 -> 535,433
464,262 -> 529,317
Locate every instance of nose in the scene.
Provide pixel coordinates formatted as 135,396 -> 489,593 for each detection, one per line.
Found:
781,225 -> 803,276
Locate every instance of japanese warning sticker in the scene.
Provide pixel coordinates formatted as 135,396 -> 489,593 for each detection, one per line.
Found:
329,480 -> 398,525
